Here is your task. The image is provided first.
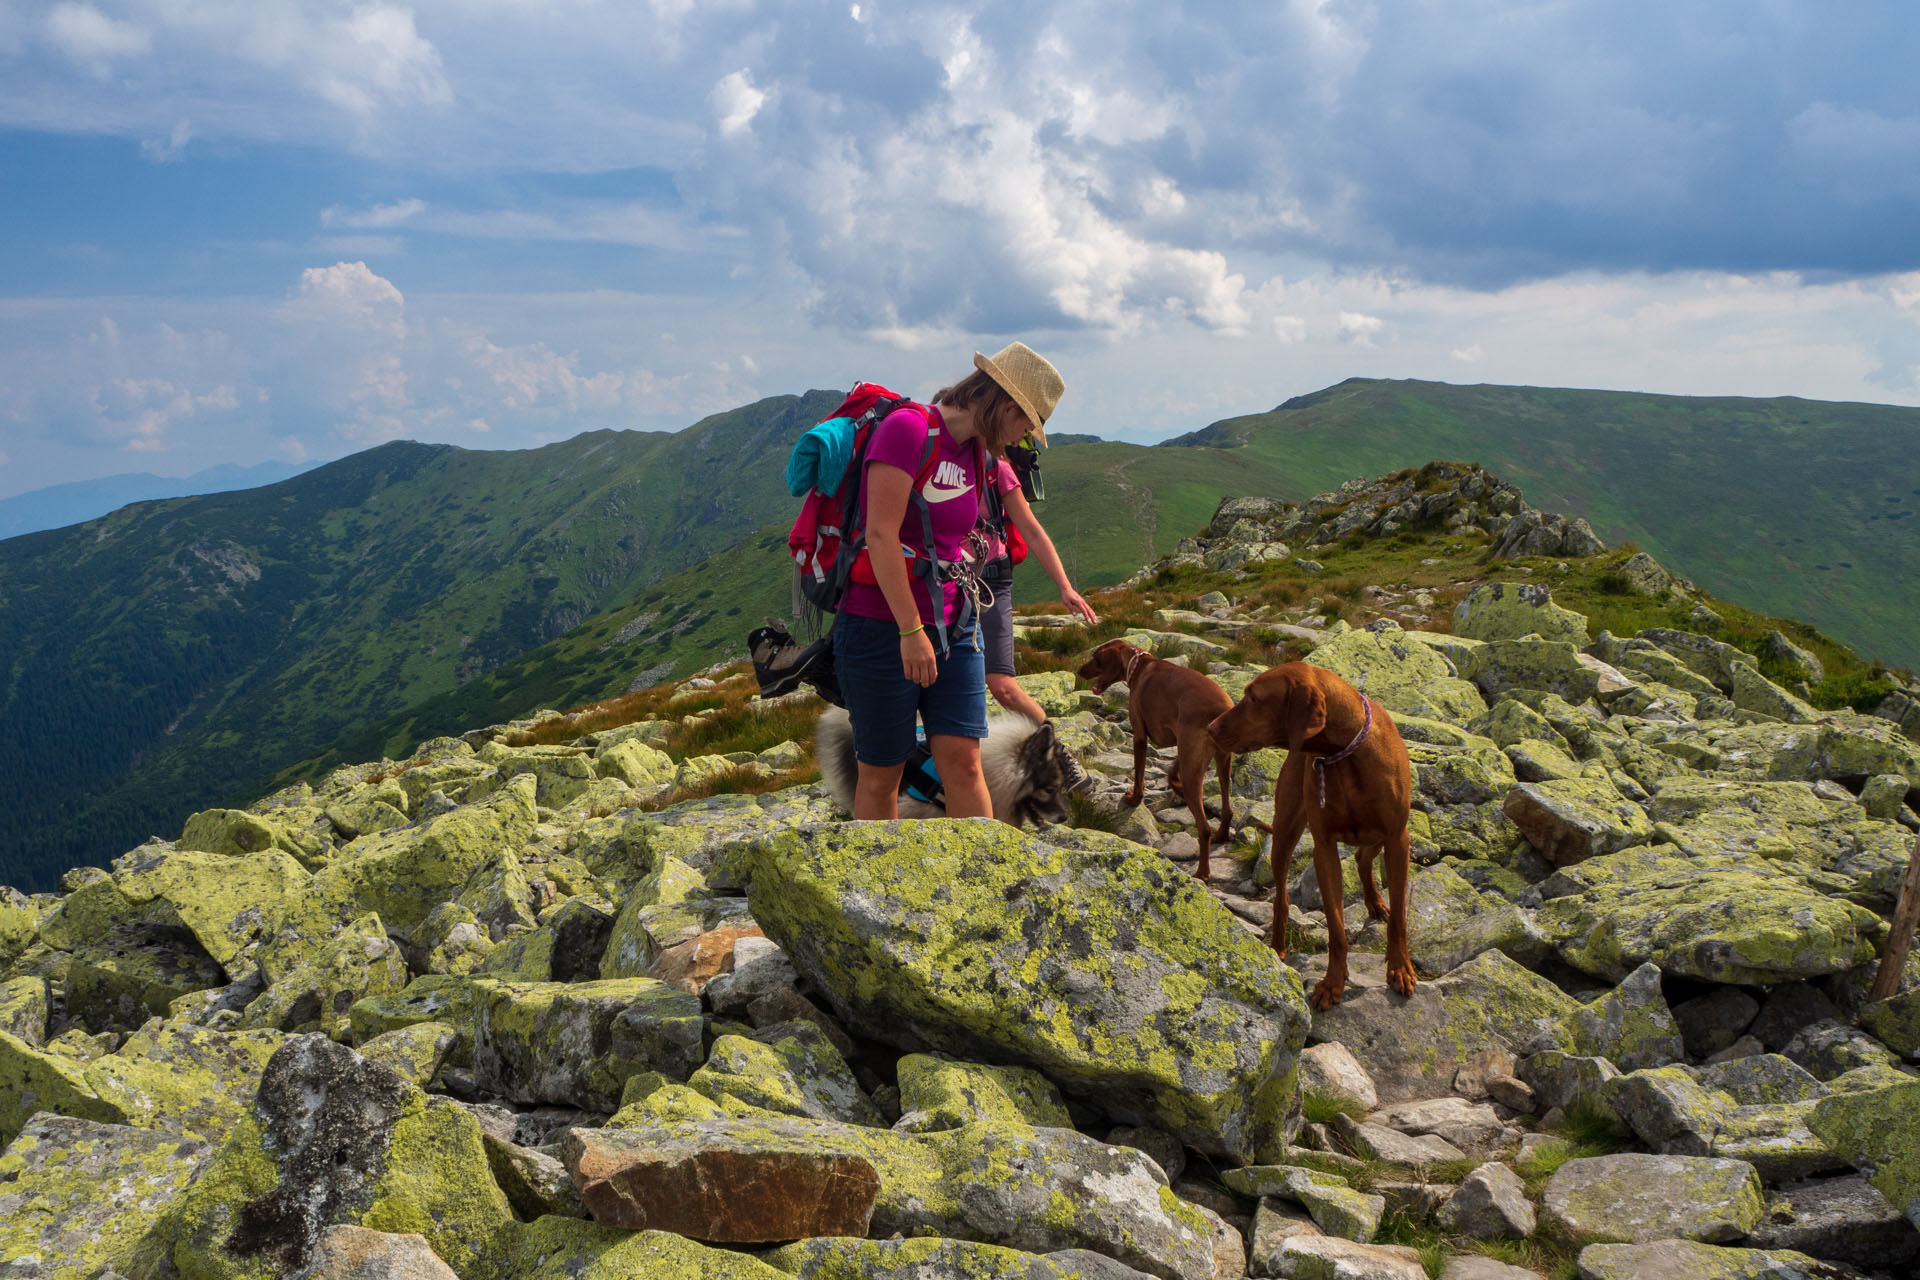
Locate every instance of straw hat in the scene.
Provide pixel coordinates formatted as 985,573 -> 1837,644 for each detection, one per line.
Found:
974,341 -> 1064,446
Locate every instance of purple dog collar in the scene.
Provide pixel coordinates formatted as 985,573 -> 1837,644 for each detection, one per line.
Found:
1313,694 -> 1372,808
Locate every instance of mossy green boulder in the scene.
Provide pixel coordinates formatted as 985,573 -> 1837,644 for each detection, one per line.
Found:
83,1023 -> 284,1145
761,1235 -> 1113,1278
1574,1240 -> 1840,1279
0,973 -> 47,1043
746,820 -> 1311,1163
0,1026 -> 128,1145
492,1217 -> 787,1278
691,1025 -> 884,1127
154,1033 -> 511,1279
240,911 -> 407,1036
0,1114 -> 213,1280
1536,845 -> 1883,983
1305,625 -> 1488,721
349,973 -> 486,1066
1809,1080 -> 1920,1228
894,1053 -> 1074,1132
1452,581 -> 1591,646
472,976 -> 704,1109
1541,1152 -> 1764,1243
1308,949 -> 1579,1106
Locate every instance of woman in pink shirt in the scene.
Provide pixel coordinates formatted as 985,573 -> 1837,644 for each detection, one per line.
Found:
837,342 -> 1065,819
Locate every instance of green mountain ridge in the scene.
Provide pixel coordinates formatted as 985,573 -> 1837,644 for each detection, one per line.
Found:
1173,377 -> 1920,671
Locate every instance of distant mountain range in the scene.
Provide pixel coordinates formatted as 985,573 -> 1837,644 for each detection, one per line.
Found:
3,378 -> 1916,891
0,460 -> 321,540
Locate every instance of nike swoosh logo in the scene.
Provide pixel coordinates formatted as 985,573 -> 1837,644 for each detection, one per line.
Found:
923,480 -> 972,501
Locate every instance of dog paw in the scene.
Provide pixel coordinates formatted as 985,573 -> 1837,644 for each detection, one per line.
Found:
1309,977 -> 1346,1010
1121,791 -> 1142,808
1387,962 -> 1417,997
1364,901 -> 1388,921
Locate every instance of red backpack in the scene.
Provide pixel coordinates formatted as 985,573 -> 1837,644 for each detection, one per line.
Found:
785,384 -> 981,651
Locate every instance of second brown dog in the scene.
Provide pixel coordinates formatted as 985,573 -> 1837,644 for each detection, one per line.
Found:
1207,661 -> 1415,1010
1078,639 -> 1234,879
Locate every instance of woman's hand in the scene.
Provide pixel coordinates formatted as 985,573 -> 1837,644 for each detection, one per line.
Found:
1062,587 -> 1099,625
901,628 -> 938,686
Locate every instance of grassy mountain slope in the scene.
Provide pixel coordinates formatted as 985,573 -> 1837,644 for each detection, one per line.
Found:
1174,378 -> 1920,670
276,440 -> 1291,784
0,392 -> 843,890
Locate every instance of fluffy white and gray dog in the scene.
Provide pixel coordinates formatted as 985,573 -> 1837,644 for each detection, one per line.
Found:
814,706 -> 1072,828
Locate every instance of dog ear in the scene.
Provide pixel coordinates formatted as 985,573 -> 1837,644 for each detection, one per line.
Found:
1286,678 -> 1327,752
1021,720 -> 1058,768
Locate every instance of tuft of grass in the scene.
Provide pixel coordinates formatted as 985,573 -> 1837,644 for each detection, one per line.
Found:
1369,1209 -> 1450,1278
1065,790 -> 1130,833
1301,1089 -> 1370,1126
661,694 -> 823,758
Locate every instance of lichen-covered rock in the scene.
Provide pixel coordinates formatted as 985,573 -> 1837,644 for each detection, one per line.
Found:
1542,1152 -> 1763,1244
155,1034 -> 510,1278
1468,639 -> 1602,704
481,897 -> 614,983
649,921 -> 768,995
81,1022 -> 283,1145
1782,1019 -> 1905,1081
762,1235 -> 1131,1279
472,976 -> 704,1109
415,901 -> 495,975
348,974 -> 485,1066
1727,661 -> 1818,724
1223,1165 -> 1383,1242
479,742 -> 599,806
1453,583 -> 1590,646
1749,1174 -> 1920,1272
1297,1042 -> 1379,1114
1572,1240 -> 1839,1279
1308,950 -> 1579,1106
1708,1100 -> 1849,1182
1503,778 -> 1654,866
482,1133 -> 586,1221
301,1225 -> 458,1280
1563,963 -> 1685,1072
596,738 -> 677,791
746,821 -> 1311,1163
894,1053 -> 1073,1132
293,777 -> 538,943
1534,845 -> 1882,984
1808,1079 -> 1920,1228
0,973 -> 48,1044
691,1024 -> 884,1127
355,1021 -> 455,1087
602,855 -> 713,979
178,808 -> 316,862
1262,1235 -> 1428,1279
490,1216 -> 789,1279
1602,1067 -> 1731,1156
1305,625 -> 1489,721
66,923 -> 228,1031
1517,1051 -> 1620,1115
0,1114 -> 212,1280
567,1116 -> 1219,1279
1859,988 -> 1920,1061
240,912 -> 407,1037
1712,714 -> 1920,788
1436,1161 -> 1535,1239
1697,1055 -> 1828,1107
1369,1096 -> 1508,1157
0,1027 -> 127,1145
104,847 -> 317,976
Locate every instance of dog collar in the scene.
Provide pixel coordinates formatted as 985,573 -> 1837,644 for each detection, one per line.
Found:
1124,648 -> 1149,689
1313,694 -> 1372,808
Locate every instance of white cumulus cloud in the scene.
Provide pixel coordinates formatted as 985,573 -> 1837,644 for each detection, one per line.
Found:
43,2 -> 147,73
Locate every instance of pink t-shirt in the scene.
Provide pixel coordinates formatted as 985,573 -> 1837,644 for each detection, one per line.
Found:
979,457 -> 1022,562
841,405 -> 987,625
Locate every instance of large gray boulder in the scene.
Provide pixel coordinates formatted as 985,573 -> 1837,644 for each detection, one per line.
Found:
1541,1153 -> 1764,1243
746,821 -> 1311,1163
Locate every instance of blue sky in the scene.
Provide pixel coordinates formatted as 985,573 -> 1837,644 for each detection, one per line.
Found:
2,0 -> 1918,498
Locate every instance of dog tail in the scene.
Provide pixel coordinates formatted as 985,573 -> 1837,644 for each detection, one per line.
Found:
814,706 -> 858,815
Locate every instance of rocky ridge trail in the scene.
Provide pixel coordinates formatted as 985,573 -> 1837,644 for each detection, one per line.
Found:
2,460 -> 1919,1280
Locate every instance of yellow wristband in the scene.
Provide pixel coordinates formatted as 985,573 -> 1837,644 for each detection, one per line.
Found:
899,622 -> 925,637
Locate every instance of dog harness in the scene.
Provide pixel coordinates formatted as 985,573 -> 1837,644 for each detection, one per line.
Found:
1313,694 -> 1372,807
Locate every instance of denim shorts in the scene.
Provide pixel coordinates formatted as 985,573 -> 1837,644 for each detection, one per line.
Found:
835,610 -> 988,766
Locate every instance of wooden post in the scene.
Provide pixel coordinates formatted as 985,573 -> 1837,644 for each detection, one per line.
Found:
1869,830 -> 1920,1003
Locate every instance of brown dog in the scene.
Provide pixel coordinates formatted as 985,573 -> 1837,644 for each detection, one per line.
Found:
1077,639 -> 1234,879
1207,662 -> 1414,1010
